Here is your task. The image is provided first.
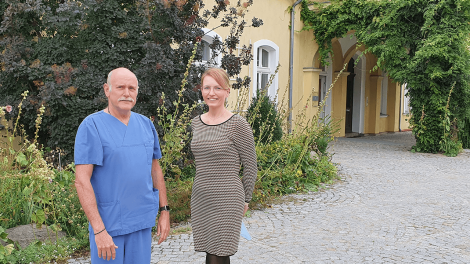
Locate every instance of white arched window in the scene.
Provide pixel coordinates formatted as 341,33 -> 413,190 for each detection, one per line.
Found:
253,40 -> 279,100
199,29 -> 222,66
403,84 -> 411,114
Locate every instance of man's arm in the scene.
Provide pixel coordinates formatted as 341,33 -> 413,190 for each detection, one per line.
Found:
151,159 -> 170,244
75,164 -> 118,261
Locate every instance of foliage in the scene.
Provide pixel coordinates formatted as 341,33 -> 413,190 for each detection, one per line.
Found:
49,168 -> 89,244
1,99 -> 89,263
252,131 -> 338,205
246,90 -> 283,144
0,0 -> 262,163
0,226 -> 14,262
165,179 -> 193,223
0,236 -> 83,264
300,0 -> 470,152
157,43 -> 200,178
243,63 -> 341,207
439,83 -> 462,156
459,117 -> 470,149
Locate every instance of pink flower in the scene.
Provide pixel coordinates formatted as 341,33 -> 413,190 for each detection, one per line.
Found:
49,178 -> 53,183
5,105 -> 12,113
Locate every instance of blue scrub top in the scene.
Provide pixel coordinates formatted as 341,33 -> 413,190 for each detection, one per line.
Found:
74,111 -> 162,237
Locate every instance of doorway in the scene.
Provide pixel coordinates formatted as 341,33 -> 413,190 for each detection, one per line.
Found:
345,58 -> 356,133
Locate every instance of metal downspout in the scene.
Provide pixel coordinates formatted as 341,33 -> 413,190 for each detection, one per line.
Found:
289,0 -> 303,132
398,84 -> 402,132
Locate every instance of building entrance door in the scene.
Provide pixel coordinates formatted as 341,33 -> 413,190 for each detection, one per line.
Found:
345,58 -> 355,133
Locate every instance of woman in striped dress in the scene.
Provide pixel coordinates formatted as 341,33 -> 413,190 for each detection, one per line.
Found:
191,68 -> 257,264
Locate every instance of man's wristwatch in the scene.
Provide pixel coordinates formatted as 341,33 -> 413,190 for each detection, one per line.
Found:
159,205 -> 170,212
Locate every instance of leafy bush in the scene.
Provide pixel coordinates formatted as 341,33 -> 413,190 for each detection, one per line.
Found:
49,169 -> 89,244
1,99 -> 89,263
0,226 -> 14,262
247,91 -> 283,144
0,236 -> 83,264
438,84 -> 463,156
459,117 -> 470,149
166,179 -> 193,223
0,0 -> 262,163
239,63 -> 341,207
252,123 -> 338,206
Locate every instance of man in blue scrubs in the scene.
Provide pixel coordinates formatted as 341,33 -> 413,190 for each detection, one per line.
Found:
74,68 -> 170,263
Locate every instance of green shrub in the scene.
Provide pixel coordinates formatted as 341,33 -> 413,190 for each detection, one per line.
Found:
49,169 -> 89,243
0,236 -> 84,264
0,226 -> 14,262
247,91 -> 283,144
165,179 -> 193,224
459,117 -> 470,149
1,99 -> 89,263
0,0 -> 262,163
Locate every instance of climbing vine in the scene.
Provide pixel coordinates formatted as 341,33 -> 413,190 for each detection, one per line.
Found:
300,0 -> 470,153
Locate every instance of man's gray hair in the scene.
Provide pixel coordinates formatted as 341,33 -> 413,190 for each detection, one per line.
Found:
107,71 -> 113,92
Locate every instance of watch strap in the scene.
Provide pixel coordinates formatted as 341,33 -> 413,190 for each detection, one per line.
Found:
159,205 -> 170,212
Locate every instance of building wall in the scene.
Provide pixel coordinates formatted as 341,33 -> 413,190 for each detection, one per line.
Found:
203,0 -> 320,128
202,0 -> 407,137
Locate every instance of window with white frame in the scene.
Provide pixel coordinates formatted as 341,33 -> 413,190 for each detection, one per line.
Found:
403,84 -> 411,114
257,47 -> 270,91
253,40 -> 279,100
380,74 -> 388,116
201,40 -> 211,62
199,29 -> 221,66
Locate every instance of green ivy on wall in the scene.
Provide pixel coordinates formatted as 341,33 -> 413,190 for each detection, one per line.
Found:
300,0 -> 470,153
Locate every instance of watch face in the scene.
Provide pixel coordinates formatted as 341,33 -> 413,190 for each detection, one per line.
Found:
160,206 -> 170,211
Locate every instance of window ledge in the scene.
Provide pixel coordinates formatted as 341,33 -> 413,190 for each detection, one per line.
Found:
380,114 -> 388,118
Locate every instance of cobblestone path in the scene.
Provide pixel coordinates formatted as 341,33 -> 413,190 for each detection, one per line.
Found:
69,132 -> 470,263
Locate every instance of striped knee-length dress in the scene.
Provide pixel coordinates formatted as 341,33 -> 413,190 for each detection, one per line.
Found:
190,114 -> 257,256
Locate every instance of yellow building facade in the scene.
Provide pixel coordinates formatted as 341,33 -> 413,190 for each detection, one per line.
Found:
202,0 -> 411,136
202,0 -> 411,137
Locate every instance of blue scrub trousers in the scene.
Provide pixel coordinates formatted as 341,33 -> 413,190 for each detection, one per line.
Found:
89,227 -> 152,264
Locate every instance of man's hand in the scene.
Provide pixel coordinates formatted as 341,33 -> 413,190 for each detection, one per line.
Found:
76,164 -> 118,260
157,211 -> 170,244
95,230 -> 118,261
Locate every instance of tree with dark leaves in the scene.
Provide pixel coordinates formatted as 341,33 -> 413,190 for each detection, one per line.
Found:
0,0 -> 263,162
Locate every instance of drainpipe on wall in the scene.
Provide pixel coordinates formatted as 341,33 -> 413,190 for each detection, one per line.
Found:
398,84 -> 402,132
289,0 -> 303,132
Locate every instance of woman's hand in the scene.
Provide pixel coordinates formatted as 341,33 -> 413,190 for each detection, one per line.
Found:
243,202 -> 249,216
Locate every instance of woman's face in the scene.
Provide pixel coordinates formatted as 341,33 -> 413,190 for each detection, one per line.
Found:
201,75 -> 230,109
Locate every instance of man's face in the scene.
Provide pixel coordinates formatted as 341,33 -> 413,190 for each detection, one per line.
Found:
104,69 -> 138,113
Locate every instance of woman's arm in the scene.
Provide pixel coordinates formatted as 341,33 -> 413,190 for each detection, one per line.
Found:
233,117 -> 258,203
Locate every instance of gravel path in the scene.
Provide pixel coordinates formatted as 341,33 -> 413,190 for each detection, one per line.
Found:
69,132 -> 470,263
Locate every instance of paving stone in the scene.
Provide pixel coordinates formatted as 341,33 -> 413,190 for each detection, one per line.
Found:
67,132 -> 470,263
